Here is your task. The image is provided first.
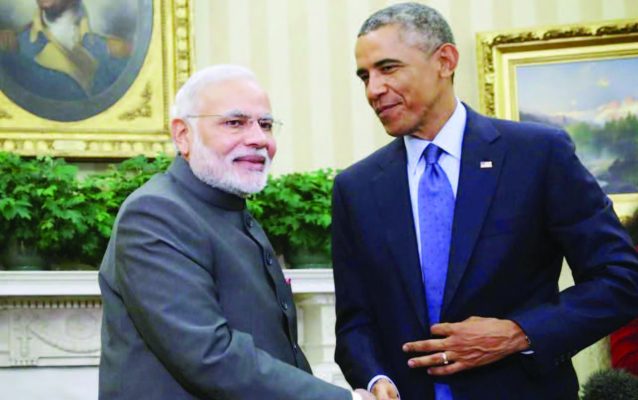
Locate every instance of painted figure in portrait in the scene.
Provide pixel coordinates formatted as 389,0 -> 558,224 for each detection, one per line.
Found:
0,0 -> 152,122
517,57 -> 638,194
1,0 -> 130,99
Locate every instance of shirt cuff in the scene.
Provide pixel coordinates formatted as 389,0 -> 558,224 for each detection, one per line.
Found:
351,391 -> 363,400
367,375 -> 400,396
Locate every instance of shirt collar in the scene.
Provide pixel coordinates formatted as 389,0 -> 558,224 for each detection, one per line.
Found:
404,98 -> 466,175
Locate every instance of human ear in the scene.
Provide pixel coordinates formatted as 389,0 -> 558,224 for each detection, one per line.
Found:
437,43 -> 459,79
171,118 -> 192,159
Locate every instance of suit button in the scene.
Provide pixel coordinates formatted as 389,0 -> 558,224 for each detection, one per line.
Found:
266,253 -> 273,265
281,300 -> 289,311
245,216 -> 254,228
292,343 -> 298,352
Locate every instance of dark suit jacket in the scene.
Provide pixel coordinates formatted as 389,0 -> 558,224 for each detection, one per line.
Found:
332,106 -> 638,400
99,156 -> 350,400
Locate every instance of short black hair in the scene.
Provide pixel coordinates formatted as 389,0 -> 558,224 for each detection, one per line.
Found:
358,2 -> 455,54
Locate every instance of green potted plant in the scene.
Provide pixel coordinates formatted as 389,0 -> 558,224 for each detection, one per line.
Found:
0,152 -> 172,271
0,152 -> 90,270
249,169 -> 336,269
58,154 -> 172,269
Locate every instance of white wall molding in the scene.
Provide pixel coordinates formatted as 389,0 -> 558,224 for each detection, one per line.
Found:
0,271 -> 100,296
0,269 -> 334,296
0,269 -> 345,399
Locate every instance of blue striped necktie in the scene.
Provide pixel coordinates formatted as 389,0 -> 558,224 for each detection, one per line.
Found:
418,143 -> 454,400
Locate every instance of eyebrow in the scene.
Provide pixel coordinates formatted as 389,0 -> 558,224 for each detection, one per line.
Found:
356,58 -> 403,77
221,110 -> 274,120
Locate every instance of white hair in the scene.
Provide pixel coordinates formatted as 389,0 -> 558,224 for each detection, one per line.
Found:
170,64 -> 258,120
170,64 -> 271,196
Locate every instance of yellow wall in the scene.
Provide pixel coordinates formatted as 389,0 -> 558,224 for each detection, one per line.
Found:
192,0 -> 638,175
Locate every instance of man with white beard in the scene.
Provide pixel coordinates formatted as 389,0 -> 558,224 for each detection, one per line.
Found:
98,65 -> 375,400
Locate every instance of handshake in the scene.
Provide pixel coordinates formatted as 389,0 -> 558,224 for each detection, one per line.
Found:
353,379 -> 399,400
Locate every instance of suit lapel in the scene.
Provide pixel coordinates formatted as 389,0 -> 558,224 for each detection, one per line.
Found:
372,139 -> 428,330
442,107 -> 505,317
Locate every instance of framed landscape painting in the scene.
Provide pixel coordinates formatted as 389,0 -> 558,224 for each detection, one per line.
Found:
0,0 -> 193,158
477,19 -> 638,215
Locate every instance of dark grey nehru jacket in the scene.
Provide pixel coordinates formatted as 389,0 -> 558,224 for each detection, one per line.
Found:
99,156 -> 351,400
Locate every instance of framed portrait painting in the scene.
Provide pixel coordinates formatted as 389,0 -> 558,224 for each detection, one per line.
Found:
477,19 -> 638,216
0,0 -> 193,158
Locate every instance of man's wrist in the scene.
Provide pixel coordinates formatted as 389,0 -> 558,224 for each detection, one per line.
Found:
368,375 -> 400,398
523,334 -> 532,348
508,319 -> 532,352
368,374 -> 396,392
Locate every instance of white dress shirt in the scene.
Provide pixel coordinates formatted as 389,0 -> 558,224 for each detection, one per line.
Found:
366,99 -> 466,395
405,99 -> 466,259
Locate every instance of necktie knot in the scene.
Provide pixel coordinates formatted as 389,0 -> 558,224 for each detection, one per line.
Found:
424,144 -> 443,165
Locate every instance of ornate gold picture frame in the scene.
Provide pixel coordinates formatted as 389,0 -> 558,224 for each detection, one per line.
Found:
0,0 -> 192,158
476,19 -> 638,216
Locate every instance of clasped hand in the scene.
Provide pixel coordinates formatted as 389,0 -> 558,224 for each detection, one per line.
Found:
402,316 -> 530,375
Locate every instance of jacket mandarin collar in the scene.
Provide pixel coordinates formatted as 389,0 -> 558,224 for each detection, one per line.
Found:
168,156 -> 246,211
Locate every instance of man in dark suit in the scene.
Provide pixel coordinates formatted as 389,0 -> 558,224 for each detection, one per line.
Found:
332,3 -> 638,400
99,65 -> 374,400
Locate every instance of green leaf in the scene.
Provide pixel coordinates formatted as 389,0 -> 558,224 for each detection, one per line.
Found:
248,168 -> 338,255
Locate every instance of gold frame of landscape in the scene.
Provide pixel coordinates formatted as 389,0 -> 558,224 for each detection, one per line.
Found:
476,19 -> 638,217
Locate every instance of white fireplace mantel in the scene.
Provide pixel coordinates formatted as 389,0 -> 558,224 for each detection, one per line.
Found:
0,269 -> 335,297
0,269 -> 345,400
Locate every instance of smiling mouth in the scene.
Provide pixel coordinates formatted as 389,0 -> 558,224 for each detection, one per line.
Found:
375,103 -> 399,118
233,155 -> 267,171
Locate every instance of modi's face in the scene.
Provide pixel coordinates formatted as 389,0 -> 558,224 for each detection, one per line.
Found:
184,79 -> 278,197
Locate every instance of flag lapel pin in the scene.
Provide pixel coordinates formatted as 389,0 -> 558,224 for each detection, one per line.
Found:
480,161 -> 493,169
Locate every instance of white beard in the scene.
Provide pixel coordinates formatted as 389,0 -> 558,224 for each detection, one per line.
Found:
188,129 -> 271,197
43,8 -> 82,51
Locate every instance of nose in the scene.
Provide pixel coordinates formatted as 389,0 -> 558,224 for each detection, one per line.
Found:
366,72 -> 387,101
243,120 -> 271,148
